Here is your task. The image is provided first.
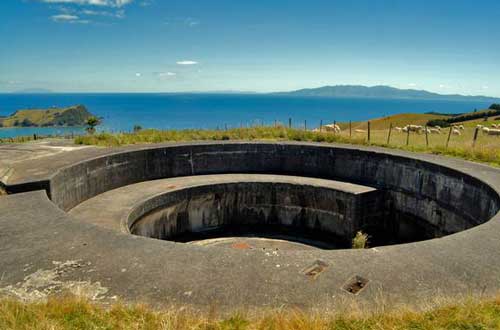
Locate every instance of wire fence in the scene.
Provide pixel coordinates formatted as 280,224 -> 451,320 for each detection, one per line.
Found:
1,117 -> 499,152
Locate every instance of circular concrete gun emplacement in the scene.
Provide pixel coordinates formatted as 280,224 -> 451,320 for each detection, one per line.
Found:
69,174 -> 386,250
1,142 -> 500,310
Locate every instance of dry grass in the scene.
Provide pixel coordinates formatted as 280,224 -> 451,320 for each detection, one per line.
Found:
74,125 -> 500,167
352,231 -> 369,249
1,295 -> 500,330
337,113 -> 450,130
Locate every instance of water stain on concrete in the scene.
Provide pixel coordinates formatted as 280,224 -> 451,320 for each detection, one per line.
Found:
0,260 -> 109,302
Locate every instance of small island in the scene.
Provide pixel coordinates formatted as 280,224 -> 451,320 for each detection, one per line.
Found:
0,105 -> 95,128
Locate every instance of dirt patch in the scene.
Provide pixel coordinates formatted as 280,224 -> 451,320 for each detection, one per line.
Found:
231,242 -> 253,250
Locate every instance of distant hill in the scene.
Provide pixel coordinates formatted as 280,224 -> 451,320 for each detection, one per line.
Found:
335,106 -> 500,130
274,85 -> 500,102
12,88 -> 53,94
0,105 -> 94,128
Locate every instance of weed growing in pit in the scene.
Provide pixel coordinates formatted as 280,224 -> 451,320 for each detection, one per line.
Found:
352,231 -> 369,249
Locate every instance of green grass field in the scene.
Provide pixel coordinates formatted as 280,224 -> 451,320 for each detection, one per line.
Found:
74,124 -> 500,167
1,295 -> 500,330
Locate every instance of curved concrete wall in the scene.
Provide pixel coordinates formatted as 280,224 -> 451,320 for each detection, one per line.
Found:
48,143 -> 500,237
128,181 -> 386,247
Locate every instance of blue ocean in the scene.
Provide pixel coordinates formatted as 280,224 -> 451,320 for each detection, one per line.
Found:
0,93 -> 491,138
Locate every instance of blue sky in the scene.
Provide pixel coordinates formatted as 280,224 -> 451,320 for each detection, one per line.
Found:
1,0 -> 499,95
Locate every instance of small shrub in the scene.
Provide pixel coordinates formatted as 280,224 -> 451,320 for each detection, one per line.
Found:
352,231 -> 369,249
85,116 -> 101,135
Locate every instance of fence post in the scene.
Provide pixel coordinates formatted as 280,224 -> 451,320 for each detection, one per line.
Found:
406,127 -> 410,146
320,120 -> 323,132
289,118 -> 292,129
274,119 -> 277,128
472,127 -> 479,147
333,120 -> 337,135
349,121 -> 352,138
225,124 -> 228,131
446,126 -> 453,148
367,121 -> 371,143
304,120 -> 307,131
387,123 -> 393,145
425,126 -> 429,148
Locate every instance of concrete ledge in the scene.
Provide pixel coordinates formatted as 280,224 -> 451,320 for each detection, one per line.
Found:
69,174 -> 383,247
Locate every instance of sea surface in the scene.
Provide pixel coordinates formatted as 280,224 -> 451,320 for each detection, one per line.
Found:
0,93 -> 491,138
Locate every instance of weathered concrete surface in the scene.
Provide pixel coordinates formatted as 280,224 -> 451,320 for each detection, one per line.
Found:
2,189 -> 500,311
69,174 -> 384,248
0,140 -> 95,184
1,141 -> 500,311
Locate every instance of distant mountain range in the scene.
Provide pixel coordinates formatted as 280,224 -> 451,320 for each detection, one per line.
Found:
12,88 -> 53,94
273,85 -> 500,102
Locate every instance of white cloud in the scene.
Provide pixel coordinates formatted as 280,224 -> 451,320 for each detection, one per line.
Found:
40,0 -> 133,8
157,72 -> 176,77
139,0 -> 153,7
81,9 -> 125,18
407,83 -> 417,87
52,14 -> 78,20
164,17 -> 200,28
51,14 -> 89,23
482,85 -> 489,90
185,18 -> 199,27
135,72 -> 142,77
176,60 -> 198,65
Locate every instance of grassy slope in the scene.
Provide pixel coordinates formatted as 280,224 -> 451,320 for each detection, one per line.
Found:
337,113 -> 449,130
454,116 -> 500,128
0,105 -> 91,127
1,295 -> 500,330
337,108 -> 500,130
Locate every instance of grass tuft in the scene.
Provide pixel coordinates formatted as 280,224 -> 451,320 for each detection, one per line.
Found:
352,231 -> 369,249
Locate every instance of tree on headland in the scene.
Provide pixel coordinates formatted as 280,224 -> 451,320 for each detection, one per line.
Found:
133,125 -> 142,133
21,118 -> 35,127
85,116 -> 100,134
427,104 -> 500,127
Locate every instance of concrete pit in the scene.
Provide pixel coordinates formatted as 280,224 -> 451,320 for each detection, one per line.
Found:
127,178 -> 423,249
